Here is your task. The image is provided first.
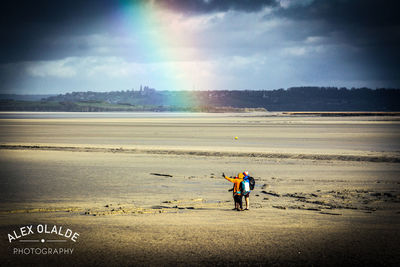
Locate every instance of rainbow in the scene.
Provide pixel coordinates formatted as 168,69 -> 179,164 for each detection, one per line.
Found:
113,1 -> 208,107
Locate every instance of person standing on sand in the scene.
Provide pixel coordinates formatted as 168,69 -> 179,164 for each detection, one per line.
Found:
242,171 -> 251,210
222,173 -> 243,211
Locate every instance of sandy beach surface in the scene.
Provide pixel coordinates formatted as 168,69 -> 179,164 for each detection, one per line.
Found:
0,112 -> 399,266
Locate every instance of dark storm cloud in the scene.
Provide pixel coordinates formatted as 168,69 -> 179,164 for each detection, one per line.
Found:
275,0 -> 400,46
156,0 -> 277,13
1,0 -> 399,63
0,0 -> 277,63
0,0 -> 119,63
277,0 -> 400,28
276,0 -> 400,80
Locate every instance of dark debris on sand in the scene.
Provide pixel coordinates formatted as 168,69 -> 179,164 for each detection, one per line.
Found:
262,188 -> 400,215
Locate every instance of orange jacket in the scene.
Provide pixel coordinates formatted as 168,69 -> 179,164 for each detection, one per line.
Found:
224,176 -> 243,195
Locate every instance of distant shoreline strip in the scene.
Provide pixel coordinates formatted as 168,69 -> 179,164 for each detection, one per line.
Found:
282,112 -> 400,117
1,144 -> 399,163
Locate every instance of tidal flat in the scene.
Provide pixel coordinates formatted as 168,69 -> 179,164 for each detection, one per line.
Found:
0,113 -> 399,266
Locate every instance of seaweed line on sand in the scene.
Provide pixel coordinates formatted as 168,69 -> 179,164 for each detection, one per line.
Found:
1,144 -> 399,163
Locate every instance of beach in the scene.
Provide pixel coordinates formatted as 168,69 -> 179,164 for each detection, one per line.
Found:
0,112 -> 399,266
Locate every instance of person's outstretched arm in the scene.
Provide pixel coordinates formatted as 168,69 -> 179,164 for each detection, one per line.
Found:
222,173 -> 235,183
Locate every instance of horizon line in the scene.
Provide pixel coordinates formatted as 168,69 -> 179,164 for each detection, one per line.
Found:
3,86 -> 400,96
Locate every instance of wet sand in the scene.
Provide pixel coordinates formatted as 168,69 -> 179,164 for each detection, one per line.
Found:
0,113 -> 399,266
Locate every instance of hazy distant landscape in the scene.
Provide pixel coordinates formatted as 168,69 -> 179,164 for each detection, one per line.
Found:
1,87 -> 399,112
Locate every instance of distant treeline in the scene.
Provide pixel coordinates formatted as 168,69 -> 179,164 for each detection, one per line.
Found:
1,87 -> 399,111
0,100 -> 265,113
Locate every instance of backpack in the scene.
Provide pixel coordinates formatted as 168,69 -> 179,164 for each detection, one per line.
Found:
248,176 -> 255,190
240,180 -> 251,195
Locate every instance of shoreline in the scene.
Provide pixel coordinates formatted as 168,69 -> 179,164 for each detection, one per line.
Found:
1,110 -> 400,117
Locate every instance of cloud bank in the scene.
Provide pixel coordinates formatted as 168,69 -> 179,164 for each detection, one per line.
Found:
0,0 -> 399,93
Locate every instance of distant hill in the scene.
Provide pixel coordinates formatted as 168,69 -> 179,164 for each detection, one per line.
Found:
1,87 -> 399,112
0,94 -> 56,101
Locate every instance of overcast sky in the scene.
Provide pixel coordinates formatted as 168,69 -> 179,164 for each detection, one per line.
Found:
1,0 -> 399,94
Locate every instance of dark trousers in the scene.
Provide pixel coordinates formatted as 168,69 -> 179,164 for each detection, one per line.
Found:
234,194 -> 243,209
